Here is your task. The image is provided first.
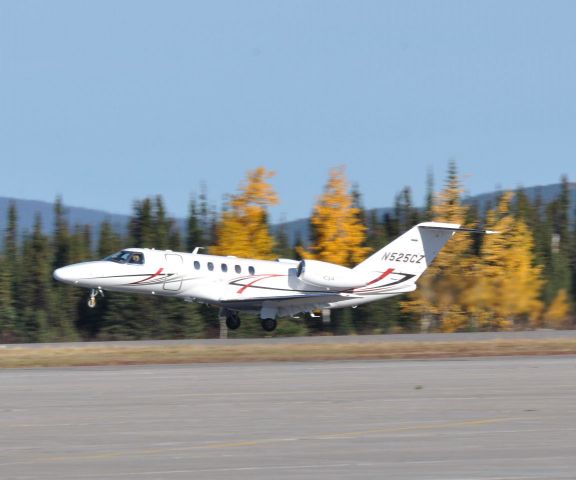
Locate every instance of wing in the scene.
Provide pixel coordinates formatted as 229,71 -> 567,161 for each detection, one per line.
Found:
219,292 -> 357,317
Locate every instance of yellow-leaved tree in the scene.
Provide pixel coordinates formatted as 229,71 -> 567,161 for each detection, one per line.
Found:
465,192 -> 544,330
299,166 -> 371,267
211,167 -> 279,259
401,162 -> 477,332
543,289 -> 572,329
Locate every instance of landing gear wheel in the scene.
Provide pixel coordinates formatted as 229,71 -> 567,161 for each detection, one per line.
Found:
87,296 -> 97,309
225,313 -> 241,330
87,288 -> 103,309
261,318 -> 277,332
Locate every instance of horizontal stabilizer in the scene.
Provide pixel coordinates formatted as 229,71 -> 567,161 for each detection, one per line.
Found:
418,223 -> 498,235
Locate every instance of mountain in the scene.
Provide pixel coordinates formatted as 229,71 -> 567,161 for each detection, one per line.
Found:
0,197 -> 130,240
272,182 -> 576,244
463,182 -> 576,215
1,182 -> 575,247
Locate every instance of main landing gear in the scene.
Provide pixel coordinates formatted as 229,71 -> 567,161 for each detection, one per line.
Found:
221,309 -> 278,332
87,288 -> 104,309
261,318 -> 277,332
224,310 -> 241,330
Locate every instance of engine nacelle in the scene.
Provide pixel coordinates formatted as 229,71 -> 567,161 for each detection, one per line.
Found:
297,259 -> 369,290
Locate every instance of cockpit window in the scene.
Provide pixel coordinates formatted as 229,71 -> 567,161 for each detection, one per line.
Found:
128,253 -> 144,264
104,250 -> 145,265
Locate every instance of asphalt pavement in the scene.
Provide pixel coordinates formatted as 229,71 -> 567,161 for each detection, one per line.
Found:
2,356 -> 576,479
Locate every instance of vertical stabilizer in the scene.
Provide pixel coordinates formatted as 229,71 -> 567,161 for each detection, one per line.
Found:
353,222 -> 461,284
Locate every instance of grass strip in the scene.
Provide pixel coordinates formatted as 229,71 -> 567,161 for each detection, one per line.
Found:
1,338 -> 576,368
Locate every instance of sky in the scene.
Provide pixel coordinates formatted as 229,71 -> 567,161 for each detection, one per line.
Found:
1,0 -> 576,222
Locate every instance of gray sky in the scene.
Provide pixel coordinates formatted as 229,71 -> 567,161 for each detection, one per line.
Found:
1,0 -> 575,222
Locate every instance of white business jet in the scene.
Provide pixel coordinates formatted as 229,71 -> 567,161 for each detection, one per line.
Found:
53,222 -> 490,332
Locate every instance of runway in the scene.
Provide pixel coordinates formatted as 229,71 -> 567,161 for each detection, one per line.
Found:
1,357 -> 576,479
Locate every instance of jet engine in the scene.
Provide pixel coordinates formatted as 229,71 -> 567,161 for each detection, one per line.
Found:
297,259 -> 369,290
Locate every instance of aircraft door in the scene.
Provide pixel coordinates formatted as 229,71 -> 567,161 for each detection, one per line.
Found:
163,254 -> 183,291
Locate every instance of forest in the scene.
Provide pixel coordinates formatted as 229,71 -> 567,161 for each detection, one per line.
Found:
0,162 -> 574,343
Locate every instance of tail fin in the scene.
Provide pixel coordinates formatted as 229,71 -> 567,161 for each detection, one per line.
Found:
353,222 -> 467,286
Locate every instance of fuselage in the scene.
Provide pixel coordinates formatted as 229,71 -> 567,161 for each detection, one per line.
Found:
52,248 -> 401,315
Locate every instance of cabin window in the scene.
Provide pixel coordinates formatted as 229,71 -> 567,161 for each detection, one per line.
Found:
235,265 -> 241,274
194,261 -> 200,270
208,262 -> 214,271
221,264 -> 228,273
248,266 -> 255,275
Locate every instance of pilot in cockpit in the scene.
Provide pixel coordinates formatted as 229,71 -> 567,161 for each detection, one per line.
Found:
129,253 -> 143,264
104,250 -> 145,265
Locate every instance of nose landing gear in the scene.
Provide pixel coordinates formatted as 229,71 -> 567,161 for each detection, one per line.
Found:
87,288 -> 104,309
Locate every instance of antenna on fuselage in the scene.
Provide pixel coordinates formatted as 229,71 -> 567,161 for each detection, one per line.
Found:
192,247 -> 205,254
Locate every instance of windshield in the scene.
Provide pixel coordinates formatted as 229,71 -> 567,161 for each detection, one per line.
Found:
104,250 -> 145,265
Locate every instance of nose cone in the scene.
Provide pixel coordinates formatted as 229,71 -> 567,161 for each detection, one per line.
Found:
53,266 -> 76,284
53,263 -> 94,285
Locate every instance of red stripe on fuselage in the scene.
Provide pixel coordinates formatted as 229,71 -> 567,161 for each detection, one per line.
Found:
237,274 -> 284,294
366,268 -> 394,285
130,268 -> 164,284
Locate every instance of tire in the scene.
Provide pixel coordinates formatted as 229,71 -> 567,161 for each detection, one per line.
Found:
261,318 -> 277,332
225,314 -> 241,330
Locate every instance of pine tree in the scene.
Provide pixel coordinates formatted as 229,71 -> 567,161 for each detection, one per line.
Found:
186,196 -> 205,252
0,203 -> 19,341
273,219 -> 293,259
20,216 -> 54,341
51,199 -> 80,341
152,195 -> 173,250
424,169 -> 434,221
542,177 -> 572,305
129,198 -> 154,247
394,186 -> 419,233
97,220 -> 123,258
212,167 -> 279,259
0,256 -> 17,342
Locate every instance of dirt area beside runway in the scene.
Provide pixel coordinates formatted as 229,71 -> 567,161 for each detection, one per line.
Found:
2,336 -> 576,368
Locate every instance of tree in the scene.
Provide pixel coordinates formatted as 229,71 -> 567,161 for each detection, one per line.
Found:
273,218 -> 294,259
543,289 -> 572,329
19,216 -> 54,341
212,167 -> 279,259
424,169 -> 434,221
394,186 -> 420,233
402,161 -> 476,332
299,166 -> 371,267
466,192 -> 544,330
97,220 -> 123,258
186,196 -> 204,252
51,198 -> 80,341
0,203 -> 19,341
0,256 -> 17,341
541,177 -> 572,305
129,198 -> 154,247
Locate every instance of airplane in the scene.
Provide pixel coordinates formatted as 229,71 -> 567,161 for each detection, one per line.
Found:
53,222 -> 493,332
